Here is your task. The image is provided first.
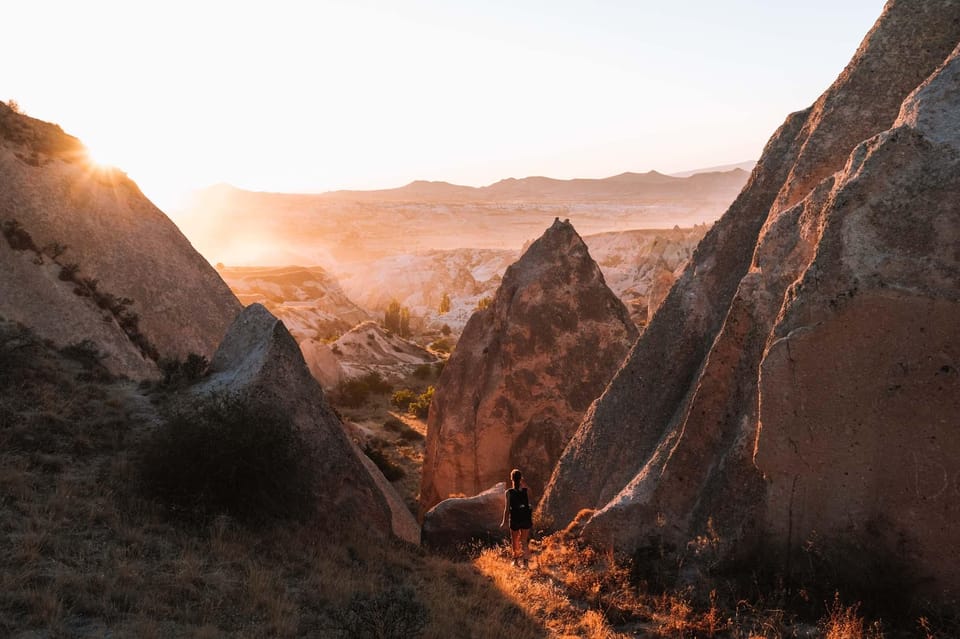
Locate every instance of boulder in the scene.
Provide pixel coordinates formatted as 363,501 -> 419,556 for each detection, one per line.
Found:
420,219 -> 638,514
0,102 -> 240,378
422,483 -> 508,550
196,304 -> 394,538
539,1 -> 960,601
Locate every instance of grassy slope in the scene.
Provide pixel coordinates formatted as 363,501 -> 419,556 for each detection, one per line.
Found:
0,321 -> 542,638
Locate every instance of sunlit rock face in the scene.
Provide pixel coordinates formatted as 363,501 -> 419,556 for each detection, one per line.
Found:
419,219 -> 638,515
0,102 -> 240,378
196,304 -> 395,538
539,1 -> 960,600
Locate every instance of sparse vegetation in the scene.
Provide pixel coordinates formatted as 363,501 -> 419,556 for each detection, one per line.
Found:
334,372 -> 393,408
139,394 -> 317,525
438,293 -> 451,314
363,443 -> 406,481
383,299 -> 411,338
408,386 -> 434,419
475,295 -> 492,311
440,323 -> 452,336
428,337 -> 452,354
391,388 -> 416,411
157,352 -> 209,388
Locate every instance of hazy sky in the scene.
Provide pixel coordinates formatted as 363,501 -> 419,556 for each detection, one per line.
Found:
4,0 -> 885,209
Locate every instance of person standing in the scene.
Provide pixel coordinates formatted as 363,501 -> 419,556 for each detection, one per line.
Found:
500,468 -> 533,567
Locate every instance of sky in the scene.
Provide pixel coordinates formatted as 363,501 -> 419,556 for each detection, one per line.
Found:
3,0 -> 885,210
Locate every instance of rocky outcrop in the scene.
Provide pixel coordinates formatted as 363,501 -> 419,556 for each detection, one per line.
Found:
195,304 -> 394,538
0,102 -> 240,378
302,321 -> 438,389
421,483 -> 508,550
420,219 -> 638,514
539,1 -> 960,599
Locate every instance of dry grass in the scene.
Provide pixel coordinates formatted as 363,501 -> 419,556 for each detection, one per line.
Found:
2,321 -> 956,638
0,323 -> 545,637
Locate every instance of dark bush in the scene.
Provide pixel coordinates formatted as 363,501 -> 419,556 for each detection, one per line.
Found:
412,364 -> 432,380
336,586 -> 427,639
363,445 -> 405,481
59,263 -> 80,282
360,371 -> 392,394
334,378 -> 371,408
59,339 -> 113,382
158,353 -> 209,388
1,219 -> 38,252
139,394 -> 316,525
384,416 -> 425,442
384,417 -> 406,433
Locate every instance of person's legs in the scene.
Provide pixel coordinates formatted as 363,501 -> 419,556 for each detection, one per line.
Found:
510,529 -> 521,563
520,529 -> 531,566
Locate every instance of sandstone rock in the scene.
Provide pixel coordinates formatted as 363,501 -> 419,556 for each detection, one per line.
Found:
539,1 -> 960,600
195,304 -> 394,538
421,483 -> 508,550
0,102 -> 240,378
420,219 -> 638,515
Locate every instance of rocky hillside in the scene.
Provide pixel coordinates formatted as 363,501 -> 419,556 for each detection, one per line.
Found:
218,265 -> 369,342
0,102 -> 240,378
540,1 -> 960,602
300,320 -> 438,390
420,219 -> 638,514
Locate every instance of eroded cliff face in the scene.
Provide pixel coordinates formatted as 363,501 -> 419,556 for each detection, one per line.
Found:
0,102 -> 240,378
419,219 -> 637,514
539,1 -> 960,599
196,304 -> 395,538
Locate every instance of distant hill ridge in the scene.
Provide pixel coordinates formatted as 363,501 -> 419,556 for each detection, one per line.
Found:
203,166 -> 750,203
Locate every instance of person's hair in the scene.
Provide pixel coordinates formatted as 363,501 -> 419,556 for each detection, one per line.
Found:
510,468 -> 522,489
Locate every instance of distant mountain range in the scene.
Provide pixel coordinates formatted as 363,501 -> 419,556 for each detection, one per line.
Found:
319,166 -> 753,202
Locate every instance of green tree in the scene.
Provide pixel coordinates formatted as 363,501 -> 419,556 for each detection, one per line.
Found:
438,292 -> 451,314
384,299 -> 402,333
399,307 -> 411,338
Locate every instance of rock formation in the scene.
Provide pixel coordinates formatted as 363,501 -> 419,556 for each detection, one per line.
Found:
421,483 -> 508,550
539,1 -> 960,600
195,304 -> 395,538
0,102 -> 240,378
420,219 -> 638,514
301,320 -> 438,390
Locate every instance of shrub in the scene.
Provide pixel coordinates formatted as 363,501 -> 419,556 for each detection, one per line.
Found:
391,389 -> 416,411
384,416 -> 424,442
336,586 -> 428,639
412,363 -> 432,380
139,394 -> 316,525
334,379 -> 370,408
428,338 -> 452,354
475,296 -> 492,311
408,386 -> 434,419
360,371 -> 392,394
363,445 -> 405,481
1,219 -> 38,252
440,323 -> 452,336
58,263 -> 80,282
158,353 -> 209,388
59,340 -> 113,383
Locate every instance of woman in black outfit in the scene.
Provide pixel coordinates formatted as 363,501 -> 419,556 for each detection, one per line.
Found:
500,468 -> 532,567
